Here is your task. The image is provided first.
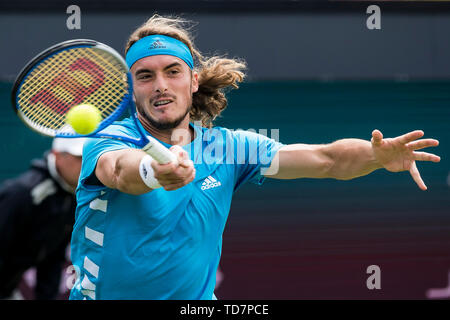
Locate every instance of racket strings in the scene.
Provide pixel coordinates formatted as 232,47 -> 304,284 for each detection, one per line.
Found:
20,53 -> 96,127
17,47 -> 128,134
22,51 -> 91,122
24,50 -> 124,127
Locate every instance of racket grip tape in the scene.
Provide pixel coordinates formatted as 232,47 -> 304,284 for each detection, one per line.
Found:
142,136 -> 178,165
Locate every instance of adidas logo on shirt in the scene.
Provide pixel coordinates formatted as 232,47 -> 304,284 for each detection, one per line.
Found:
201,176 -> 222,190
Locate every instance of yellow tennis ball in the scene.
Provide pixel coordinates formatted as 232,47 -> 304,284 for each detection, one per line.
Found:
66,104 -> 102,135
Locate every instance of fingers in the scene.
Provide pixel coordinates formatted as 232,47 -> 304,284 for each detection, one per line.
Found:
413,151 -> 441,162
170,145 -> 188,160
409,161 -> 427,191
179,159 -> 194,169
159,167 -> 196,191
154,164 -> 195,184
162,171 -> 196,191
151,145 -> 196,191
151,145 -> 190,173
406,138 -> 439,151
151,161 -> 178,175
170,145 -> 192,167
371,129 -> 383,146
396,130 -> 424,144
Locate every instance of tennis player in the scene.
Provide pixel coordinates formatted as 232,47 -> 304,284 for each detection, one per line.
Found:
69,15 -> 440,300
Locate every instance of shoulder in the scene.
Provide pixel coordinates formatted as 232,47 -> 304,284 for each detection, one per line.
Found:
205,126 -> 273,145
100,117 -> 138,136
197,125 -> 282,154
201,126 -> 230,138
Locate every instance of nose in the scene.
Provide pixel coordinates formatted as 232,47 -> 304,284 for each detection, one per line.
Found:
153,74 -> 168,94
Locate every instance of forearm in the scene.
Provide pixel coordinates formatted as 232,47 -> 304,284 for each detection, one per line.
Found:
97,149 -> 152,195
324,138 -> 382,180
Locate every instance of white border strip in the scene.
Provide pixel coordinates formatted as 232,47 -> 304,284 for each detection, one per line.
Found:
81,289 -> 96,300
89,198 -> 107,213
85,226 -> 104,247
81,275 -> 96,291
83,256 -> 99,278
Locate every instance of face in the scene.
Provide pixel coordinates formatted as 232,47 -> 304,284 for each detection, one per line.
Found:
54,152 -> 82,189
131,55 -> 199,130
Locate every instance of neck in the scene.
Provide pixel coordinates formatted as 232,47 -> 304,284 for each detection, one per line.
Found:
138,113 -> 194,146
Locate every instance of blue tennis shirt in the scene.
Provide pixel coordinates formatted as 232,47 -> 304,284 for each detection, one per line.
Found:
69,118 -> 284,300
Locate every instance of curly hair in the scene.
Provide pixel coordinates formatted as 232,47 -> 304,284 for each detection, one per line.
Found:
125,14 -> 247,128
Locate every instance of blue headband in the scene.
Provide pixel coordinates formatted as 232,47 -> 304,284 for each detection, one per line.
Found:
126,35 -> 194,69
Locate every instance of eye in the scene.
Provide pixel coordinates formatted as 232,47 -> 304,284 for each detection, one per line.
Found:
137,74 -> 152,81
169,69 -> 180,75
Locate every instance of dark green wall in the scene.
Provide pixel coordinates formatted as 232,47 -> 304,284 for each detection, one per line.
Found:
214,81 -> 449,299
0,82 -> 52,180
218,81 -> 449,212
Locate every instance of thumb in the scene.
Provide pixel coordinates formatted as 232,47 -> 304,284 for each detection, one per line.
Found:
371,129 -> 383,146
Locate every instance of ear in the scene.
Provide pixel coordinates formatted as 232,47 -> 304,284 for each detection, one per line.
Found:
51,151 -> 63,166
191,71 -> 199,94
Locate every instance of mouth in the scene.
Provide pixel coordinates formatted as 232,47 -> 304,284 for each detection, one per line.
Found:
153,99 -> 173,109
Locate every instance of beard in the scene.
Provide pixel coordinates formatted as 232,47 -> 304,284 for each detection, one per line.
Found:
136,100 -> 192,131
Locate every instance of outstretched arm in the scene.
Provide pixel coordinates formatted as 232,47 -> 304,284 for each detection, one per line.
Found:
95,146 -> 195,195
265,129 -> 440,190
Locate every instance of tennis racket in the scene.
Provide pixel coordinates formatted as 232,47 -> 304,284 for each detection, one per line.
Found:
11,39 -> 177,165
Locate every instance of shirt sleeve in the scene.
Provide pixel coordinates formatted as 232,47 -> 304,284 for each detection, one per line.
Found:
231,129 -> 284,191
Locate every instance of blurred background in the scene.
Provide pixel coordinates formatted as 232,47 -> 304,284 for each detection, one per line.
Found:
0,0 -> 449,299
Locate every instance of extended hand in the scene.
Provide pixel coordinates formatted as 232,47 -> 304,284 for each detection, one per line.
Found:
151,145 -> 196,191
371,129 -> 440,190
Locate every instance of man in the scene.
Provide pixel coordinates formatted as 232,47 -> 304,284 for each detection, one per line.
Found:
0,137 -> 86,299
69,14 -> 440,300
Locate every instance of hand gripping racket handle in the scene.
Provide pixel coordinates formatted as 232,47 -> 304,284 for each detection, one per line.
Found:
142,136 -> 179,165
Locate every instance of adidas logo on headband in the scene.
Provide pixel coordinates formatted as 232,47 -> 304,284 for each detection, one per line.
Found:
126,35 -> 194,69
149,40 -> 166,50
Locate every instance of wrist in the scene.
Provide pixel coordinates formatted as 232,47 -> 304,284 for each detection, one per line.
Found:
369,142 -> 384,171
139,155 -> 162,189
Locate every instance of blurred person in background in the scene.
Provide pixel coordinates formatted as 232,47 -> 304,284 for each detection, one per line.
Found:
0,137 -> 86,300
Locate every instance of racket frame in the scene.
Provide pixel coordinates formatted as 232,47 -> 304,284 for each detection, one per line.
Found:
11,39 -> 148,147
12,39 -> 178,164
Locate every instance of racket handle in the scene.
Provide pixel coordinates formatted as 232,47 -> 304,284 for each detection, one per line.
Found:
142,136 -> 178,165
